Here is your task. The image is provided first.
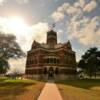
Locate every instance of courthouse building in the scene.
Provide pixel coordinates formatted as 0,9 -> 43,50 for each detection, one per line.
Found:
25,29 -> 76,80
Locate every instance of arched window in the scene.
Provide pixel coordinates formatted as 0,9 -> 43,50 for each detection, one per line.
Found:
44,67 -> 47,74
54,58 -> 56,64
47,58 -> 49,64
55,67 -> 59,75
57,59 -> 59,64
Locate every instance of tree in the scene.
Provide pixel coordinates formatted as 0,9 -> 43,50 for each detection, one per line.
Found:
0,32 -> 25,74
78,59 -> 86,69
78,59 -> 86,78
78,47 -> 100,79
0,59 -> 9,74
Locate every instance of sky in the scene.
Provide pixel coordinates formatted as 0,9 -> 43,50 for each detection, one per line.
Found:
0,0 -> 100,73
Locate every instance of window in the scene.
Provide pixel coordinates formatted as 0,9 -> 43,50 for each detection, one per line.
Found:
50,58 -> 53,64
57,59 -> 59,64
47,58 -> 49,64
54,58 -> 56,64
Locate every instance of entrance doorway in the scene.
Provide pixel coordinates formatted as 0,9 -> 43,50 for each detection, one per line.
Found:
48,67 -> 54,79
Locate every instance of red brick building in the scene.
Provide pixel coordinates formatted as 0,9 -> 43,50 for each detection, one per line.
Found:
25,30 -> 76,80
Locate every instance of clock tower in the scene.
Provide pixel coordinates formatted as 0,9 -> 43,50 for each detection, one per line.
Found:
47,30 -> 57,48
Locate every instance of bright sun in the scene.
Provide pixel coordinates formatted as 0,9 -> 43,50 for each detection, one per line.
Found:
7,16 -> 28,34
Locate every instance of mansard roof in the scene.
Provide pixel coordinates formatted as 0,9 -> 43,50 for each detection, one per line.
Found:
31,40 -> 72,50
30,30 -> 73,52
31,40 -> 41,49
63,40 -> 72,50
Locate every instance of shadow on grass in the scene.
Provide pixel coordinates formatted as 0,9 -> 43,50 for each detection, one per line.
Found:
0,81 -> 35,98
56,79 -> 100,90
0,77 -> 7,82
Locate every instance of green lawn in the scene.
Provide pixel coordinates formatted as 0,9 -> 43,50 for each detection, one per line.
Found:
0,77 -> 45,100
56,79 -> 100,100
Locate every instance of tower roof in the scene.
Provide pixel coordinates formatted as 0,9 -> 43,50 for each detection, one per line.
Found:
47,30 -> 57,36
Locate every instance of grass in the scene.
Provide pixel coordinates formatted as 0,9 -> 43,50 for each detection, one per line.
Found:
0,77 -> 45,100
56,79 -> 100,100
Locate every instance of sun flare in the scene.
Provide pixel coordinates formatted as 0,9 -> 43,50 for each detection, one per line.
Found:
7,16 -> 28,34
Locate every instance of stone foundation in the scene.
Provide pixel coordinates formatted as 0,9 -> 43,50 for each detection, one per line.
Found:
25,74 -> 76,80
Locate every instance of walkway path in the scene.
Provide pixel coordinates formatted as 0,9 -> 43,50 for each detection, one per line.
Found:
37,81 -> 63,100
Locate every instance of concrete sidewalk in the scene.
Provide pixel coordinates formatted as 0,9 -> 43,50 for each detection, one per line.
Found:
37,82 -> 63,100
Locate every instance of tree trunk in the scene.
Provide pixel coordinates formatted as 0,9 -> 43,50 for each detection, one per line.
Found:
95,70 -> 96,79
95,73 -> 96,79
94,66 -> 97,79
89,70 -> 92,79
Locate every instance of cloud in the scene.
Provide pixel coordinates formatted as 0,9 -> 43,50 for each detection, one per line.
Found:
30,22 -> 49,43
79,0 -> 86,7
83,0 -> 97,12
51,2 -> 83,22
51,0 -> 100,46
0,17 -> 49,51
58,29 -> 63,34
13,22 -> 49,73
0,16 -> 49,72
0,17 -> 10,32
51,0 -> 98,21
0,0 -> 31,5
67,16 -> 100,45
79,17 -> 100,45
8,58 -> 26,74
0,0 -> 6,6
51,11 -> 64,22
13,22 -> 49,53
16,0 -> 31,4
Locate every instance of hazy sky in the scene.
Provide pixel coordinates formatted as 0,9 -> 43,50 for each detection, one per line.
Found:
0,0 -> 100,73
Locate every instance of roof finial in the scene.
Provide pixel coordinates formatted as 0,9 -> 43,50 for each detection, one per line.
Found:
49,23 -> 56,30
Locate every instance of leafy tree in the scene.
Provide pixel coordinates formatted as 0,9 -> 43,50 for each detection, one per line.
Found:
78,59 -> 86,69
0,32 -> 25,74
78,59 -> 86,78
78,47 -> 100,78
0,59 -> 9,74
